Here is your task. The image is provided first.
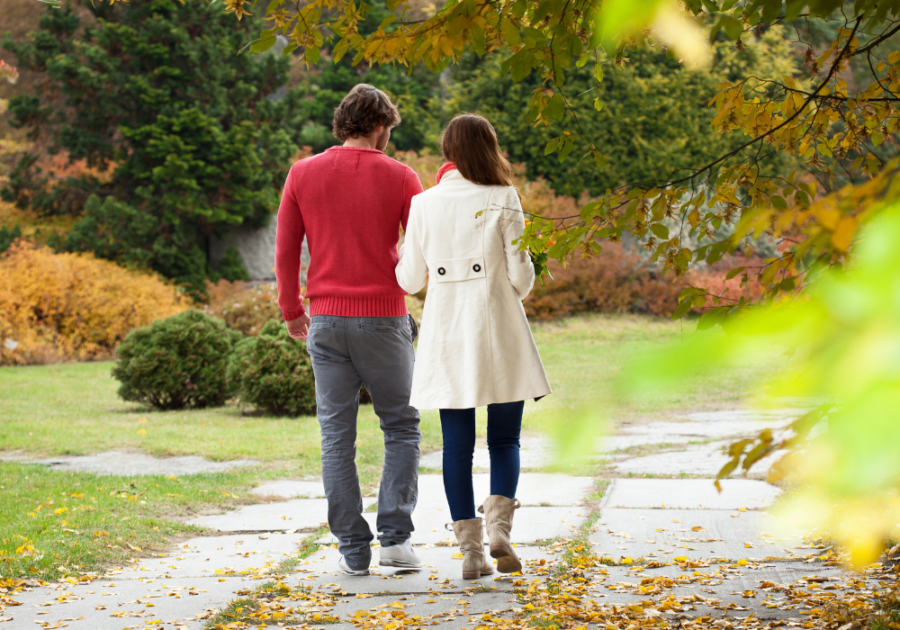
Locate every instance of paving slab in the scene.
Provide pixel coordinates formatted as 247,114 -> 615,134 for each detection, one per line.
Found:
677,409 -> 803,423
595,434 -> 695,453
112,533 -> 311,579
419,436 -> 551,470
252,479 -> 327,499
188,498 -> 373,532
24,451 -> 259,476
591,508 -> 808,561
621,420 -> 792,441
602,478 -> 780,510
4,576 -> 264,630
326,591 -> 521,630
292,545 -> 559,594
585,562 -> 856,620
612,441 -> 775,476
316,506 -> 586,546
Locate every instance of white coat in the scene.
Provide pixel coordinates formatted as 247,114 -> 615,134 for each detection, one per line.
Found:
395,169 -> 552,410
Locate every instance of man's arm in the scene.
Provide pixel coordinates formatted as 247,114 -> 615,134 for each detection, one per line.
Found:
400,167 -> 425,231
275,167 -> 311,340
395,198 -> 428,294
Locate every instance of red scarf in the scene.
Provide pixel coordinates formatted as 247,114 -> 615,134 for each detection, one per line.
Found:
436,162 -> 457,184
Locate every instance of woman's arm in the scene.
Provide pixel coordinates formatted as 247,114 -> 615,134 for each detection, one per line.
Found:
395,198 -> 428,294
500,187 -> 535,300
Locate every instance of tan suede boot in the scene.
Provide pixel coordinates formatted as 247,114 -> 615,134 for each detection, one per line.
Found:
479,495 -> 522,573
449,519 -> 495,579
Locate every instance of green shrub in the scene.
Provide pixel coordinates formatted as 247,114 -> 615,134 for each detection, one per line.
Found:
113,310 -> 241,410
227,320 -> 316,417
217,247 -> 250,282
0,225 -> 22,254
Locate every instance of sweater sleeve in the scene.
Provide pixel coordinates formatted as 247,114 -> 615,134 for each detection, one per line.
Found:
275,167 -> 307,321
501,187 -> 535,301
395,197 -> 428,294
400,166 -> 425,231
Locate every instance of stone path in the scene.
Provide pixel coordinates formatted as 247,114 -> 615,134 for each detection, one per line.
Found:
5,408 -> 895,630
0,452 -> 259,476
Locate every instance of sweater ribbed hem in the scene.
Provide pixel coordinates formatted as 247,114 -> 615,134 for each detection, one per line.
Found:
282,307 -> 307,322
309,296 -> 409,317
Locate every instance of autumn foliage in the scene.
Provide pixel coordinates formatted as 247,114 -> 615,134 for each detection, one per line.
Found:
525,246 -> 684,320
202,279 -> 283,337
0,240 -> 188,365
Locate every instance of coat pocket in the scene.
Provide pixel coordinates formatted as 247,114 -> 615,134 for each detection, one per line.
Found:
431,257 -> 487,283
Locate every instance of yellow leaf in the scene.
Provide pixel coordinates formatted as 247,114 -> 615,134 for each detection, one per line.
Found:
831,215 -> 857,252
438,37 -> 455,57
814,207 -> 840,230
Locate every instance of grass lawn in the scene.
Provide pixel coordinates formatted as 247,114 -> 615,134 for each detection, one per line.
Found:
0,313 -> 781,580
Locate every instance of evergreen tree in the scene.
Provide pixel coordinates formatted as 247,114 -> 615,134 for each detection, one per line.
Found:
2,0 -> 309,291
448,30 -> 796,197
289,59 -> 443,155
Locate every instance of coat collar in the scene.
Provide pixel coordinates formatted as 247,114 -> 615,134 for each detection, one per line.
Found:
436,161 -> 459,183
438,169 -> 465,183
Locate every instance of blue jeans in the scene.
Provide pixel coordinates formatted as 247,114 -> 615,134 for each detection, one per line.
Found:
439,401 -> 524,522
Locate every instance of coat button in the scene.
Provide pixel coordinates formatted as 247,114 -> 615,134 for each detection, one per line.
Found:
437,267 -> 446,275
473,264 -> 481,272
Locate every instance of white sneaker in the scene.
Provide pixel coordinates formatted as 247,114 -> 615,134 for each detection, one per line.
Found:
379,540 -> 423,568
338,556 -> 369,576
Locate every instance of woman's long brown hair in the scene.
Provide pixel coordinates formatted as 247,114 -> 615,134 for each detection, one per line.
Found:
440,114 -> 513,187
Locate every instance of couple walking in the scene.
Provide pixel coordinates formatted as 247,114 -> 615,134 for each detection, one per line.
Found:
275,84 -> 551,578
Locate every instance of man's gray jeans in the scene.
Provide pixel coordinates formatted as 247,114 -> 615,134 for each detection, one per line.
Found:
306,315 -> 420,570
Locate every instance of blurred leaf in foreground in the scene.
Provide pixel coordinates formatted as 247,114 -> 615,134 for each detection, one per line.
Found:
595,0 -> 711,68
620,194 -> 900,567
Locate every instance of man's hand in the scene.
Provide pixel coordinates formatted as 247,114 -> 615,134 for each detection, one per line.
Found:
286,313 -> 312,341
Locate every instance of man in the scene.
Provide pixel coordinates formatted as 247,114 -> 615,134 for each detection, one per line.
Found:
275,84 -> 424,576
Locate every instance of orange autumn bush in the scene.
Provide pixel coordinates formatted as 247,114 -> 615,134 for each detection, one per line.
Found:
202,279 -> 282,337
0,240 -> 188,365
524,244 -> 687,320
686,257 -> 768,312
524,250 -> 769,321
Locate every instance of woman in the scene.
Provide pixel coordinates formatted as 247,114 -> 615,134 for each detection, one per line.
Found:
395,114 -> 552,579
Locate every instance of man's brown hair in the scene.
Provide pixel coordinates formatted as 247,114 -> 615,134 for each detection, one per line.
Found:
332,84 -> 402,141
440,114 -> 513,187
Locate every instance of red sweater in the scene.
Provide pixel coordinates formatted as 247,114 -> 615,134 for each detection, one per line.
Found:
275,146 -> 424,320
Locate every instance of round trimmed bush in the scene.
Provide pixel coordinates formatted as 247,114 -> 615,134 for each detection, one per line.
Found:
227,320 -> 316,417
113,310 -> 241,410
